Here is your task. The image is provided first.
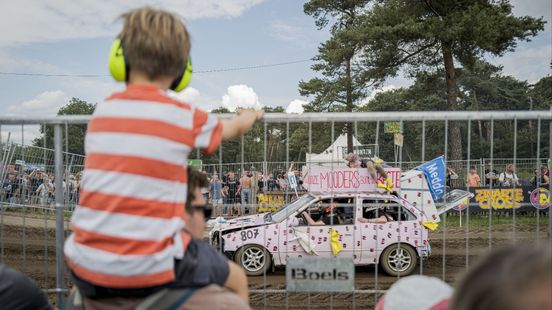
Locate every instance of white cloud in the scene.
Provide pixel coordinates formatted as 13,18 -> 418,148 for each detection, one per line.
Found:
7,90 -> 68,116
221,84 -> 263,112
1,125 -> 42,145
491,43 -> 552,83
510,0 -> 551,24
286,99 -> 308,114
360,85 -> 398,106
168,87 -> 201,105
2,91 -> 66,144
269,20 -> 322,49
0,0 -> 265,47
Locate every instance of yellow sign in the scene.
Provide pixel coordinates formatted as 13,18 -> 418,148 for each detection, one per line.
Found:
257,193 -> 285,212
384,122 -> 402,134
474,188 -> 524,209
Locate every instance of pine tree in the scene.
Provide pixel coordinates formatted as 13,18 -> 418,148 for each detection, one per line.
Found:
359,0 -> 545,159
299,0 -> 372,153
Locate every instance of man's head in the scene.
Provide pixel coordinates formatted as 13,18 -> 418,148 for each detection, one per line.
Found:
212,174 -> 219,181
186,168 -> 211,239
451,245 -> 551,310
117,7 -> 191,88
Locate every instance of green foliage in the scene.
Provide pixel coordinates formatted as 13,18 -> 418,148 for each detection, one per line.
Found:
360,66 -> 551,160
32,98 -> 96,155
300,0 -> 373,152
356,0 -> 545,159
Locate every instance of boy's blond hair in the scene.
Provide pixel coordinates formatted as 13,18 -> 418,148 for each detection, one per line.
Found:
118,7 -> 190,80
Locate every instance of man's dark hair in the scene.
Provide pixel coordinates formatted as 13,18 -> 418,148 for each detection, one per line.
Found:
186,167 -> 209,213
451,245 -> 551,310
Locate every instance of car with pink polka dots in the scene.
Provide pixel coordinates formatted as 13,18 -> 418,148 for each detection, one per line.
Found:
210,193 -> 465,276
210,170 -> 471,277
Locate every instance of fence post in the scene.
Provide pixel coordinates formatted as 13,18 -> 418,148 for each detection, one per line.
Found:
54,124 -> 65,306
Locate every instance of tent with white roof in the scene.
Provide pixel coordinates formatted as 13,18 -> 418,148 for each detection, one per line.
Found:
305,133 -> 363,167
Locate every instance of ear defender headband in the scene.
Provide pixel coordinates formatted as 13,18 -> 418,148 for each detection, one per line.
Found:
108,38 -> 192,92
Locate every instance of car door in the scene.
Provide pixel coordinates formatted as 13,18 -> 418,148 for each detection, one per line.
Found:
359,198 -> 420,265
280,197 -> 359,263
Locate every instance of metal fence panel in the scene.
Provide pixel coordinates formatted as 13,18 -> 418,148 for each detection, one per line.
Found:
0,110 -> 550,309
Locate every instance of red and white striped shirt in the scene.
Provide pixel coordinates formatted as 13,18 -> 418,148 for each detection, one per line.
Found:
64,84 -> 222,288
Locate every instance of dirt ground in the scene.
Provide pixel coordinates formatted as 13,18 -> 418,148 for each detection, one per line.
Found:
0,211 -> 548,309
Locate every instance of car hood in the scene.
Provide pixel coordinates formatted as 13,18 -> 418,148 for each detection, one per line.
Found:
208,213 -> 270,233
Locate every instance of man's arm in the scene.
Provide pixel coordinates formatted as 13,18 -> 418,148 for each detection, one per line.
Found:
301,211 -> 324,226
221,109 -> 263,140
224,261 -> 249,304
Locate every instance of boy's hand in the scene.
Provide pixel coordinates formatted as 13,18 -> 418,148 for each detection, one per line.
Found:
221,108 -> 264,140
236,108 -> 264,121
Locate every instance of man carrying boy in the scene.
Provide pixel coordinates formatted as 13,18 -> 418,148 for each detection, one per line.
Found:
64,6 -> 262,301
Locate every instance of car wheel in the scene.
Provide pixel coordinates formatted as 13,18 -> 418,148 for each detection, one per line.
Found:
380,244 -> 417,276
235,244 -> 272,276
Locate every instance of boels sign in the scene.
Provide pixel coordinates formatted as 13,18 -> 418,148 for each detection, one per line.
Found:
286,257 -> 354,292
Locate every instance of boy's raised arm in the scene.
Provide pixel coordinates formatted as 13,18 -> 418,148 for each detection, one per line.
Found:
221,109 -> 264,140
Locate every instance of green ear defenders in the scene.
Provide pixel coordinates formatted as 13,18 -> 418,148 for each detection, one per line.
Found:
108,38 -> 192,92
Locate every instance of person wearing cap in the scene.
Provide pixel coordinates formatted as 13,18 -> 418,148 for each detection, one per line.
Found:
344,153 -> 393,192
376,275 -> 452,310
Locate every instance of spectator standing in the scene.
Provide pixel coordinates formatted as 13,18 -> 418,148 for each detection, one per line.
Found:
239,172 -> 252,215
266,173 -> 277,191
222,183 -> 230,216
70,172 -> 81,206
278,173 -> 289,191
28,169 -> 44,205
210,174 -> 223,216
257,172 -> 265,194
36,176 -> 52,207
531,167 -> 550,187
484,163 -> 499,187
466,166 -> 481,187
2,174 -> 19,204
499,164 -> 520,187
225,171 -> 240,212
446,167 -> 458,188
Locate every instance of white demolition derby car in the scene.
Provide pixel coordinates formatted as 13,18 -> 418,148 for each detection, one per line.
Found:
209,162 -> 471,277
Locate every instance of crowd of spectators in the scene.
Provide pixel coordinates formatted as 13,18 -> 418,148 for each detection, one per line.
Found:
0,168 -> 82,208
208,169 -> 305,217
445,163 -> 550,189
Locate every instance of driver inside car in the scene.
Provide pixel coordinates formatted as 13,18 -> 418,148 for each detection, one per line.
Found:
358,207 -> 395,224
301,203 -> 344,226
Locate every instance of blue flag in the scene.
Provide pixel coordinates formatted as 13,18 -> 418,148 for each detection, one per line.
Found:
416,156 -> 446,201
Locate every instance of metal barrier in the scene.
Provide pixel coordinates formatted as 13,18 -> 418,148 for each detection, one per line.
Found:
0,110 -> 551,309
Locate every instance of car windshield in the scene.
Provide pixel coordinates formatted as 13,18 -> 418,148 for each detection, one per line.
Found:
270,194 -> 315,223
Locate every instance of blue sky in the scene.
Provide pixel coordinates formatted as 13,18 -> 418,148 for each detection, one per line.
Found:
0,0 -> 550,142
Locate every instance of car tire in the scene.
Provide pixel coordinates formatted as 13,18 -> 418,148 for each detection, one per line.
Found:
235,244 -> 272,276
380,244 -> 418,277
